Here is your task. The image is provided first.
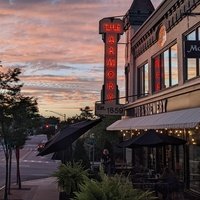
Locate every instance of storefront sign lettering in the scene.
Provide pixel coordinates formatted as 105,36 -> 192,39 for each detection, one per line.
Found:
185,41 -> 200,58
133,99 -> 167,117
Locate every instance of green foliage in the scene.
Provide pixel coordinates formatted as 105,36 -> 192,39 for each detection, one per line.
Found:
74,173 -> 156,200
87,116 -> 121,159
74,179 -> 106,200
11,96 -> 39,148
53,162 -> 89,195
0,67 -> 40,199
0,68 -> 39,148
80,106 -> 94,120
73,139 -> 90,169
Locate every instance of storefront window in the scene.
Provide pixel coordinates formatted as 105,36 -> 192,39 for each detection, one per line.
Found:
185,28 -> 200,80
153,43 -> 178,92
138,63 -> 149,97
189,129 -> 200,193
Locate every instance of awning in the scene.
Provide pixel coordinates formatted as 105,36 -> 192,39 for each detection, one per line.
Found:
38,118 -> 101,156
107,107 -> 200,131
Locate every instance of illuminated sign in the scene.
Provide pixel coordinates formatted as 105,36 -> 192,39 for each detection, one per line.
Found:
99,18 -> 124,104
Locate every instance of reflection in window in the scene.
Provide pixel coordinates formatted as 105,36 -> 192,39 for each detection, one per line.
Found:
189,129 -> 200,193
185,28 -> 200,80
153,43 -> 178,92
187,59 -> 197,79
138,63 -> 149,97
171,44 -> 178,85
164,50 -> 170,88
187,31 -> 196,40
198,27 -> 200,40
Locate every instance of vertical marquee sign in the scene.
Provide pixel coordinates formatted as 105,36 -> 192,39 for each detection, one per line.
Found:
99,18 -> 124,104
95,18 -> 125,116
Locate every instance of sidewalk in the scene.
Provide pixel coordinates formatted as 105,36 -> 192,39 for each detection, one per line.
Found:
0,177 -> 59,200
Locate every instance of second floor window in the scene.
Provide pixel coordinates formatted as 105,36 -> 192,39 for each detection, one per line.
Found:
185,27 -> 200,80
153,43 -> 178,92
138,63 -> 149,97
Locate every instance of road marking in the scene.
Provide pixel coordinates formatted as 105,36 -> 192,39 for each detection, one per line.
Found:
1,159 -> 55,164
23,160 -> 53,164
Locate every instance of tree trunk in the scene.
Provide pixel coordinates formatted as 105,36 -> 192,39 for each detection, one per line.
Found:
16,147 -> 21,189
4,149 -> 9,200
8,148 -> 12,194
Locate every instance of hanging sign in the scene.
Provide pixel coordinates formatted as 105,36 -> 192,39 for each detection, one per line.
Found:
185,41 -> 200,58
99,18 -> 124,104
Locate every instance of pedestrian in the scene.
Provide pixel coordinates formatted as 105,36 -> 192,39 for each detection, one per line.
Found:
155,167 -> 179,200
101,149 -> 111,175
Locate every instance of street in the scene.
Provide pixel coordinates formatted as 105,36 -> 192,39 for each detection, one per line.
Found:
0,135 -> 60,187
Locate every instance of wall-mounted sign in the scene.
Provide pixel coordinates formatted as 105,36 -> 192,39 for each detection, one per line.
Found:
185,41 -> 200,58
129,99 -> 167,117
157,25 -> 166,47
99,18 -> 124,104
95,102 -> 125,116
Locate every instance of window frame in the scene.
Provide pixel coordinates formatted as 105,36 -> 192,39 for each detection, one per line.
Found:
152,42 -> 178,93
137,62 -> 149,98
184,26 -> 200,81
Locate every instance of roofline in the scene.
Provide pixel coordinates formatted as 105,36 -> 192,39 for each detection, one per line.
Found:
131,0 -> 178,43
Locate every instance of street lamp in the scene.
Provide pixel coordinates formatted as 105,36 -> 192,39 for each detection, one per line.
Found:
45,110 -> 66,121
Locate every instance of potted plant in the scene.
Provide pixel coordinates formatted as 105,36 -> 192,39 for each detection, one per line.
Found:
53,162 -> 88,200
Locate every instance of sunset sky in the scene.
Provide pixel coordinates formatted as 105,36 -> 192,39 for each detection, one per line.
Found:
0,0 -> 162,119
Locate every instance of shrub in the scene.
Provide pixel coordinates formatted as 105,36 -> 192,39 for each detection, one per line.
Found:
53,162 -> 88,195
74,173 -> 157,200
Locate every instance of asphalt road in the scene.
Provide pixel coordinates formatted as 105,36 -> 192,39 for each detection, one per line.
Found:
0,135 -> 60,187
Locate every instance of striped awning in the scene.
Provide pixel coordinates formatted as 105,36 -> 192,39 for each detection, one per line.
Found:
107,107 -> 200,131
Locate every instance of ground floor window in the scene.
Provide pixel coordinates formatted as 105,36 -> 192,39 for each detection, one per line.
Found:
189,129 -> 200,192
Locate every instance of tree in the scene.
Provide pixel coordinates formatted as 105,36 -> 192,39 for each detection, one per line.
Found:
0,68 -> 22,200
87,116 -> 121,161
11,96 -> 39,189
79,106 -> 94,120
73,139 -> 90,169
0,67 -> 39,199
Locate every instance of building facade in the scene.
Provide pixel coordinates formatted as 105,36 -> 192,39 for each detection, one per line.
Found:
107,0 -> 200,195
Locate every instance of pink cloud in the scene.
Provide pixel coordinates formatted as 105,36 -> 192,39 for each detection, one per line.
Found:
0,0 -> 162,117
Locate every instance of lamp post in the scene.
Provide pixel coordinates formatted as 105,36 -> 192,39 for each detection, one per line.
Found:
45,110 -> 66,121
